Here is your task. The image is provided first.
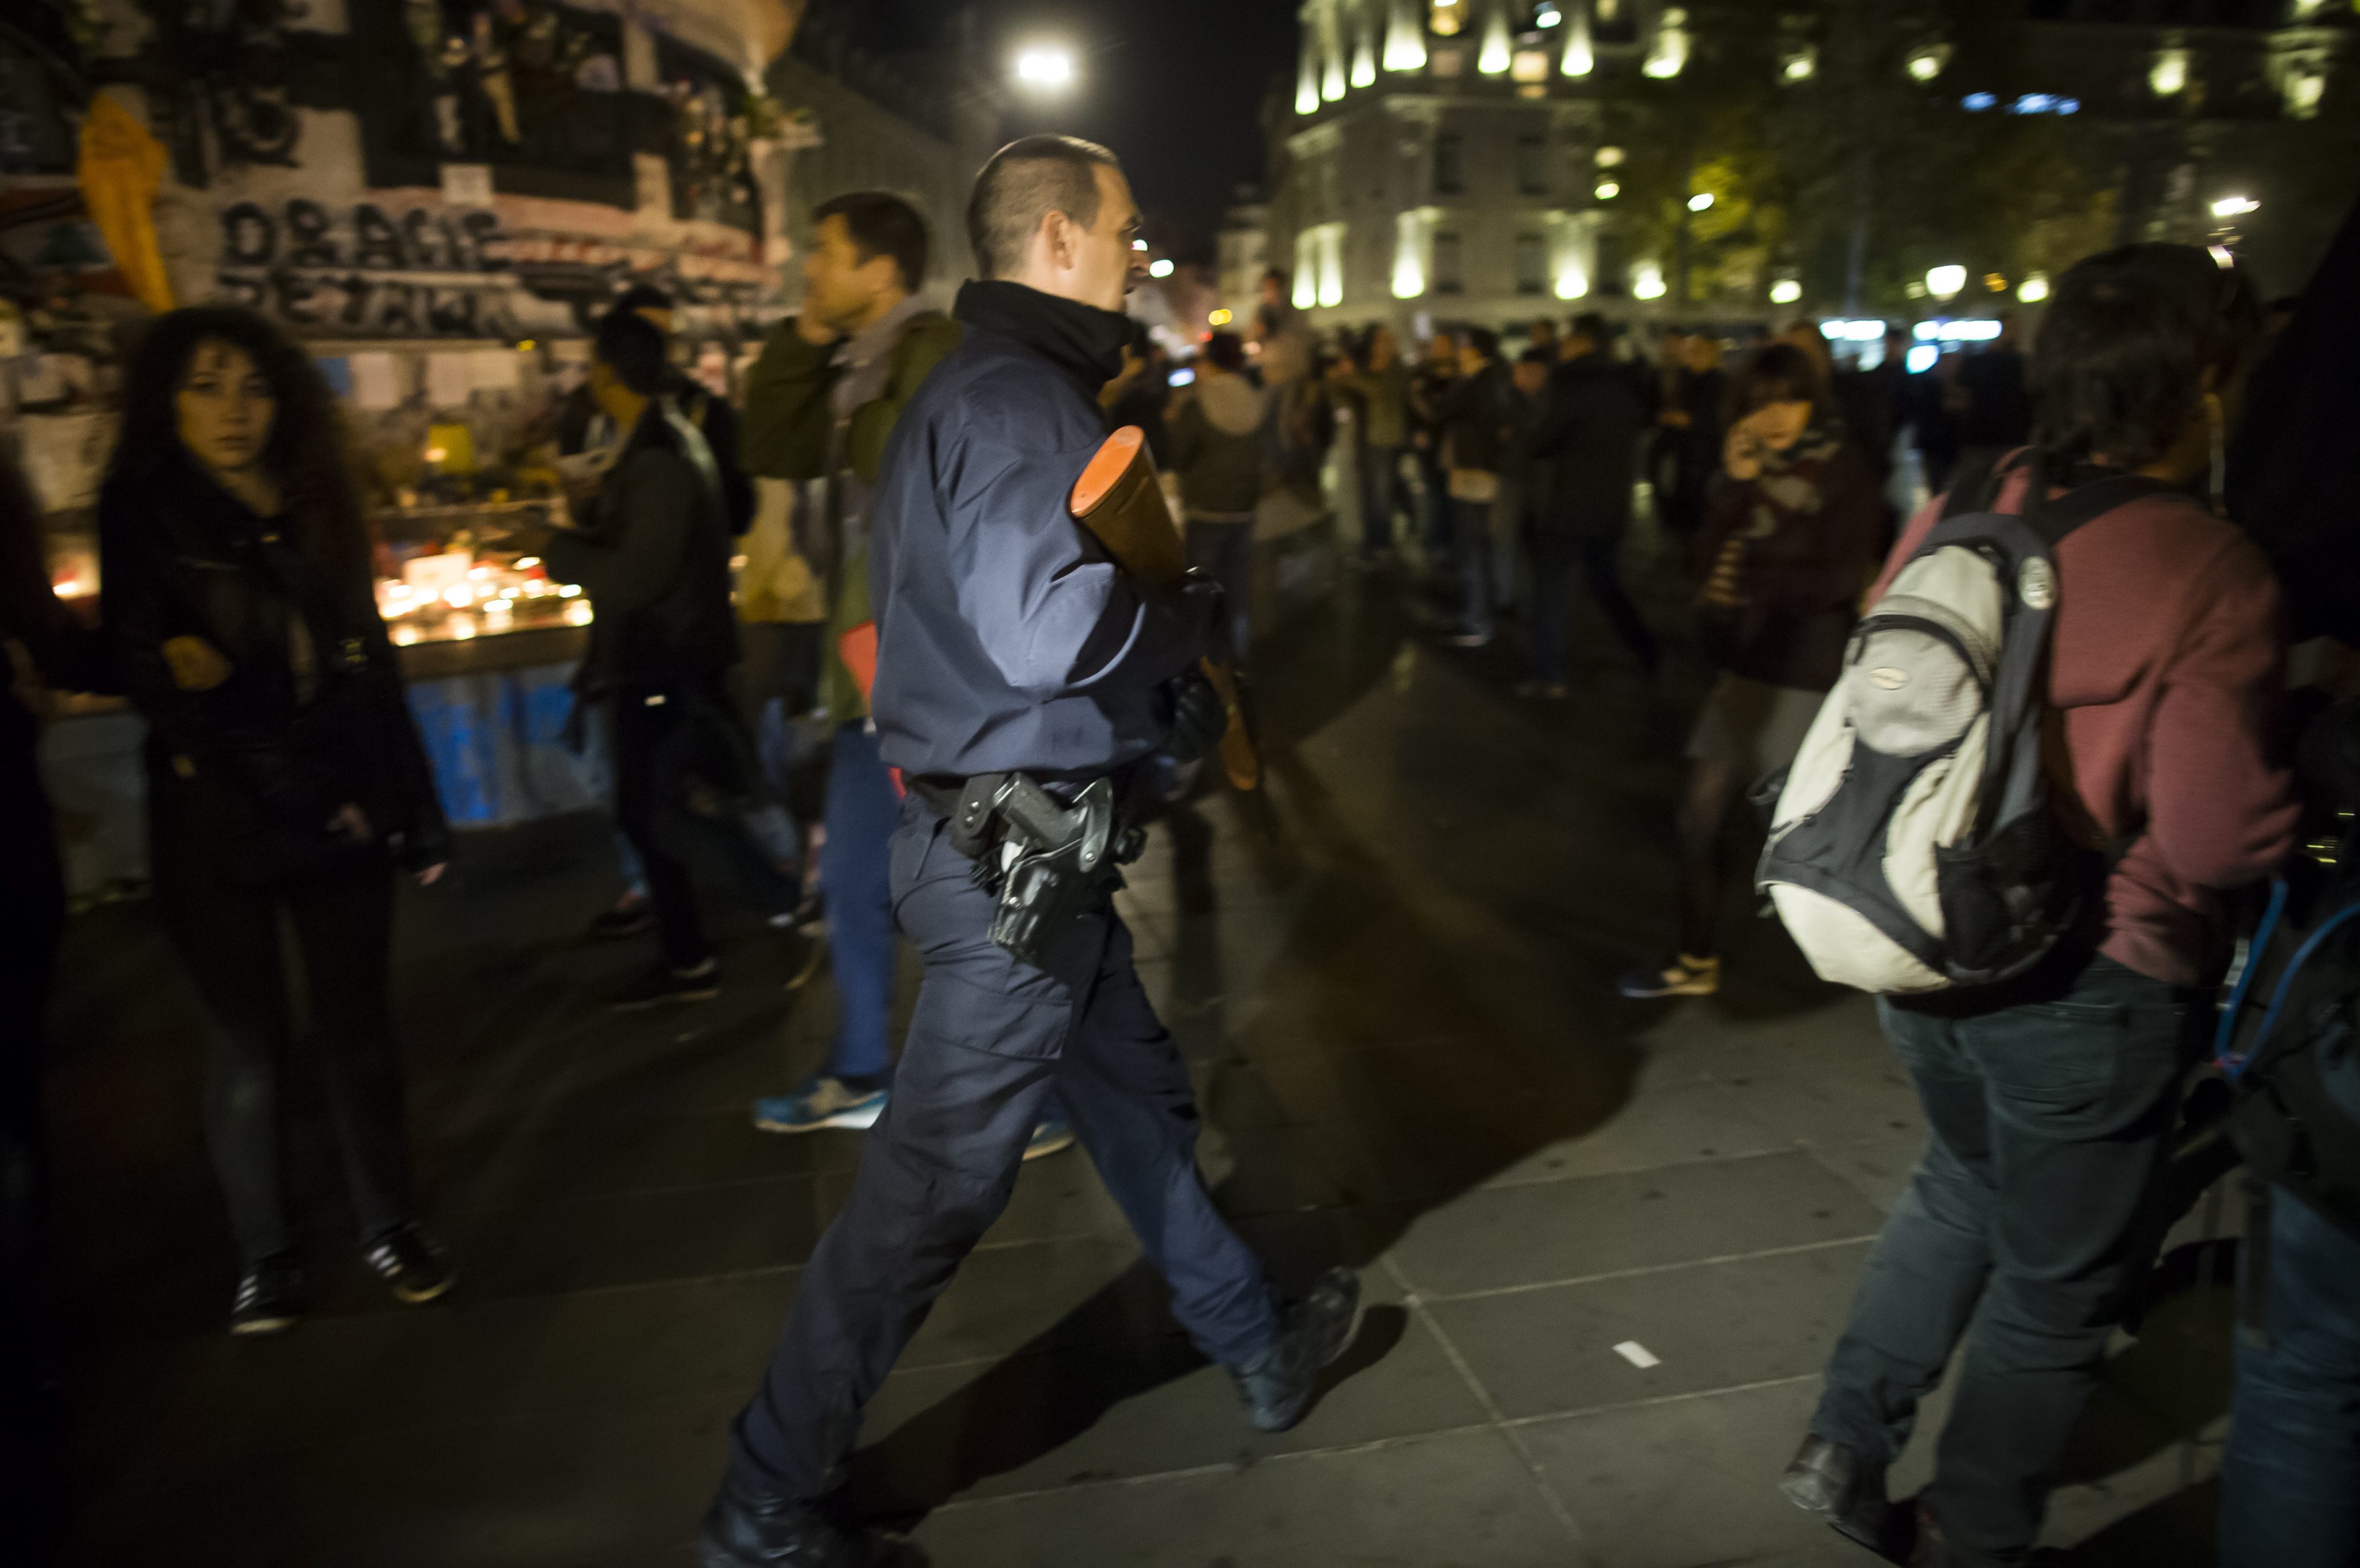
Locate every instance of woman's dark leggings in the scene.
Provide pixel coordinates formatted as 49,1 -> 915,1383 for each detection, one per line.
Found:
151,823 -> 418,1266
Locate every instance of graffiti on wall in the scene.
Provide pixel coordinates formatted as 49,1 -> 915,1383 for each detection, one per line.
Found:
214,197 -> 519,336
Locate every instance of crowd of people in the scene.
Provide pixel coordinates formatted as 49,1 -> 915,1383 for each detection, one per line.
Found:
1,124 -> 2357,1568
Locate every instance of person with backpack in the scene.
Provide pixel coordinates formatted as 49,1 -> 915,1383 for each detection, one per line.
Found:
1436,328 -> 1516,649
1617,342 -> 1882,999
1772,244 -> 2298,1568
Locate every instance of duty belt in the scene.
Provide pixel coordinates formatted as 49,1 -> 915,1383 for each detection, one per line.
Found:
909,771 -> 1148,967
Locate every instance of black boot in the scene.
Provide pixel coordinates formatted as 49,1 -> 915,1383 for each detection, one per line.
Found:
1228,1267 -> 1363,1433
1780,1434 -> 1909,1559
698,1468 -> 871,1568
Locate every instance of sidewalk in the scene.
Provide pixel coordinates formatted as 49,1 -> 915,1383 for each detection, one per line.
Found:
46,569 -> 2232,1566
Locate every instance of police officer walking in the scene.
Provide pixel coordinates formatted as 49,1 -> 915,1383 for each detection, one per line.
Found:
698,134 -> 1363,1566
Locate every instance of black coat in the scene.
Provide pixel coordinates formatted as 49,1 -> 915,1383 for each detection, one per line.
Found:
1526,353 -> 1648,536
99,454 -> 448,880
1436,363 -> 1517,476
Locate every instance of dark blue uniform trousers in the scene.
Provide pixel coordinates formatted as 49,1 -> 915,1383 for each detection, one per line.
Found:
729,794 -> 1284,1499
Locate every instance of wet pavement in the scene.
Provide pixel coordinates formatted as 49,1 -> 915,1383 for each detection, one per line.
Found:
45,532 -> 2233,1566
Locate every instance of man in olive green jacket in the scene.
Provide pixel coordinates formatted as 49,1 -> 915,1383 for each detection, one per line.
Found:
739,191 -> 977,1142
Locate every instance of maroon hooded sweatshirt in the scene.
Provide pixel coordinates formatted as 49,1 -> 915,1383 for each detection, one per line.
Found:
1875,465 -> 2298,988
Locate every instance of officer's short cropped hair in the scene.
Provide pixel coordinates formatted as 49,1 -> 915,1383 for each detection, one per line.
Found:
2031,242 -> 2261,474
614,283 -> 674,317
969,134 -> 1122,279
594,308 -> 669,396
814,191 -> 930,296
1203,331 -> 1246,373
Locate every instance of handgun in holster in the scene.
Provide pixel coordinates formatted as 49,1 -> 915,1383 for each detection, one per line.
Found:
927,771 -> 1148,968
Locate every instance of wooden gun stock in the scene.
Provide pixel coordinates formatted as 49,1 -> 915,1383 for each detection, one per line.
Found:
1069,427 -> 1261,791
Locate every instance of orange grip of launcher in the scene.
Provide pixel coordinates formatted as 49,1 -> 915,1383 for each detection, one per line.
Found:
1069,427 -> 1261,792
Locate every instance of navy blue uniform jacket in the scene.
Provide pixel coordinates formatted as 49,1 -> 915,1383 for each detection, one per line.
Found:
868,282 -> 1213,781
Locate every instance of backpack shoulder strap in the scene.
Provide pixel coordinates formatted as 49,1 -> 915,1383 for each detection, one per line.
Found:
1939,448 -> 2010,520
2021,463 -> 2183,551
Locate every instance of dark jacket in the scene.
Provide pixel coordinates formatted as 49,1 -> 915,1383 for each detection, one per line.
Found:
99,452 -> 447,877
1526,352 -> 1647,536
1692,421 -> 1883,691
1166,372 -> 1269,520
559,372 -> 753,533
546,399 -> 739,696
1436,362 -> 1516,476
1958,346 -> 2032,450
868,279 -> 1216,781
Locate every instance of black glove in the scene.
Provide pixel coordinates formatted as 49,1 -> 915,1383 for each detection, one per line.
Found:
1164,664 -> 1227,764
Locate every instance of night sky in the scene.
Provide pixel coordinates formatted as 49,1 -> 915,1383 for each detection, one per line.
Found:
818,0 -> 1300,260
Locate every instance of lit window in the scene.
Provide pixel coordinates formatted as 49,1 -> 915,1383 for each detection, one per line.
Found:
1434,130 -> 1465,196
1293,232 -> 1318,308
1631,262 -> 1666,300
1393,211 -> 1428,299
1429,0 -> 1465,37
1905,44 -> 1950,84
1432,230 -> 1463,295
1511,49 -> 1550,82
2150,49 -> 2188,97
1594,145 -> 1624,166
1515,234 -> 1547,296
1782,47 -> 1816,83
1296,51 -> 1320,115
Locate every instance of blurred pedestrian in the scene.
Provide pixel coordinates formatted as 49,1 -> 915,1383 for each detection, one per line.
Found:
740,188 -> 967,1137
1103,322 -> 1172,467
1618,341 -> 1881,1000
1656,329 -> 1729,545
1955,311 -> 2032,476
1781,244 -> 2295,1568
561,284 -> 755,535
1437,329 -> 1516,648
1522,312 -> 1656,695
1410,331 -> 1460,566
99,307 -> 455,1335
1170,331 -> 1268,664
1338,323 -> 1412,567
2,438 -> 107,1556
549,311 -> 795,1008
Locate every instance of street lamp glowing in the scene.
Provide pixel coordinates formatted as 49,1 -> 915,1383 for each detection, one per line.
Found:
2211,195 -> 2260,218
1926,264 -> 1968,301
2017,272 -> 2051,304
1148,258 -> 1175,279
1688,192 -> 1714,213
1632,262 -> 1667,301
1015,46 -> 1075,90
1769,278 -> 1802,305
1594,180 -> 1620,200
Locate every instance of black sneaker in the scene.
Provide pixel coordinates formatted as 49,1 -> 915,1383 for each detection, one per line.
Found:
1229,1267 -> 1363,1433
1780,1434 -> 1905,1556
363,1224 -> 456,1305
699,1470 -> 873,1567
610,958 -> 720,1011
588,895 -> 655,941
230,1253 -> 302,1336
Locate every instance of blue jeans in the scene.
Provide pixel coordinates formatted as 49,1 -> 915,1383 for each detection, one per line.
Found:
1528,528 -> 1658,681
1811,956 -> 2202,1566
821,722 -> 899,1082
1454,499 -> 1496,636
2221,1190 -> 2360,1568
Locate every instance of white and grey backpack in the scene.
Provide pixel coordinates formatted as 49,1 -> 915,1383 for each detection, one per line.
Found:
1757,457 -> 2171,994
